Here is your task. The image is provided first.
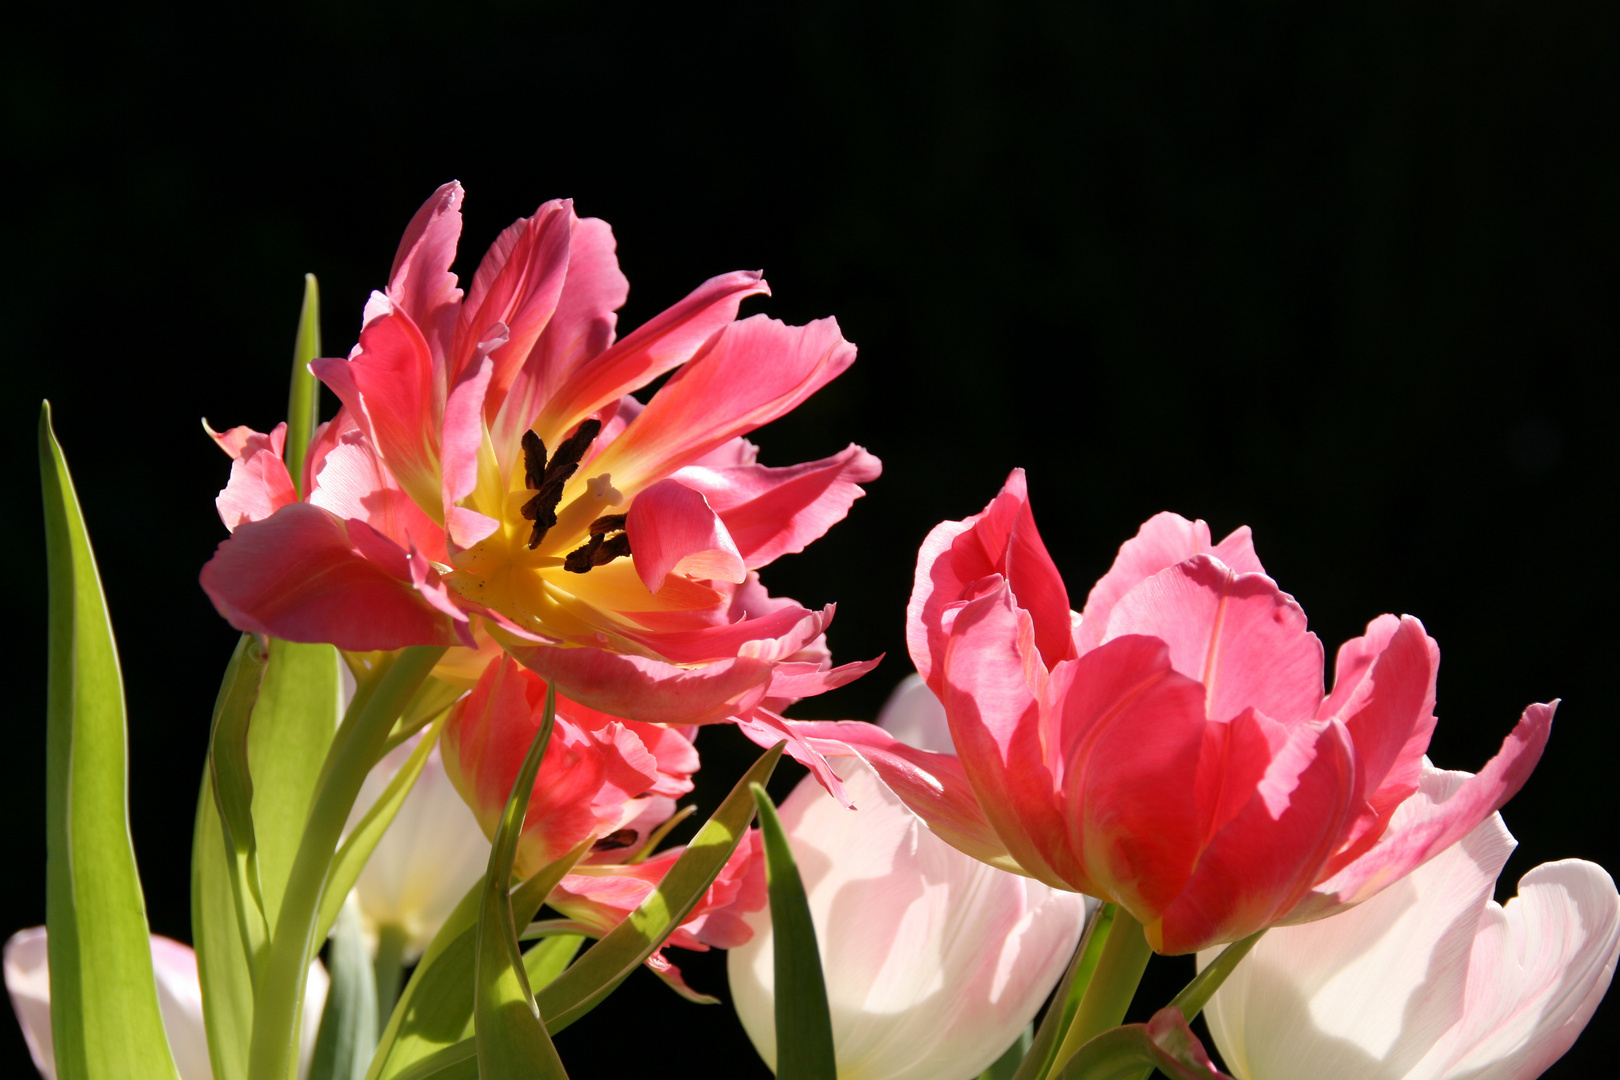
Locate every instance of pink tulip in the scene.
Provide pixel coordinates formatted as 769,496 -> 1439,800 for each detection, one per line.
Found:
439,655 -> 701,878
776,471 -> 1552,953
1199,765 -> 1619,1080
200,183 -> 878,723
4,928 -> 329,1080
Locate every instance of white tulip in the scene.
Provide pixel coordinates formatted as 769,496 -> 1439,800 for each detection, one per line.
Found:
729,674 -> 1092,1080
1198,765 -> 1620,1080
4,926 -> 329,1080
348,731 -> 491,960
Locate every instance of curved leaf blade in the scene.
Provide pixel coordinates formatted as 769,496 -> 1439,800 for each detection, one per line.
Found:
40,401 -> 180,1080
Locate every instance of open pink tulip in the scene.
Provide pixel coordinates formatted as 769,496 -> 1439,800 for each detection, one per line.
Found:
778,471 -> 1553,953
439,655 -> 701,878
728,675 -> 1091,1080
1199,765 -> 1619,1080
200,182 -> 878,723
4,928 -> 329,1080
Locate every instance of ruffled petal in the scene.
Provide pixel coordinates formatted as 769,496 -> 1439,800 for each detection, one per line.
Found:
624,477 -> 747,592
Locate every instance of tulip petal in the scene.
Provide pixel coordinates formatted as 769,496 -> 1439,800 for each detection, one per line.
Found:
505,641 -> 776,724
1101,555 -> 1323,726
212,423 -> 297,531
533,269 -> 769,440
588,314 -> 857,493
200,503 -> 465,650
386,181 -> 465,362
671,443 -> 882,569
1076,511 -> 1265,653
1297,703 -> 1555,921
625,477 -> 747,592
308,431 -> 450,564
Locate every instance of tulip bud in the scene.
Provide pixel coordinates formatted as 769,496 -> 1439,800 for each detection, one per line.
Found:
727,675 -> 1091,1080
4,927 -> 329,1080
1197,766 -> 1620,1080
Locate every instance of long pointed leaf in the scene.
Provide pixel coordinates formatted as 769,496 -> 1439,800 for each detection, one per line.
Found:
194,775 -> 258,1080
534,741 -> 783,1032
40,401 -> 180,1080
310,903 -> 379,1080
751,783 -> 835,1080
285,273 -> 321,494
208,633 -> 271,974
474,686 -> 568,1078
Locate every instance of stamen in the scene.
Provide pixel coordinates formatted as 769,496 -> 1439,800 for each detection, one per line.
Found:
588,513 -> 628,536
523,419 -> 604,549
592,829 -> 638,852
563,525 -> 632,574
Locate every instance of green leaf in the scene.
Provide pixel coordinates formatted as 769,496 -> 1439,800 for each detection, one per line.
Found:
1012,903 -> 1113,1080
207,633 -> 271,974
980,1026 -> 1033,1080
750,783 -> 836,1080
522,936 -> 584,995
1049,1008 -> 1230,1080
39,401 -> 181,1080
251,638 -> 345,931
1116,930 -> 1264,1080
534,741 -> 783,1033
474,685 -> 569,1078
285,273 -> 321,494
310,903 -> 379,1080
1048,906 -> 1152,1077
193,775 -> 258,1080
316,711 -> 451,945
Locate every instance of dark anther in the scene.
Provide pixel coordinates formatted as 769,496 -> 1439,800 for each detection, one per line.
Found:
588,513 -> 627,536
592,829 -> 638,852
522,419 -> 604,549
562,528 -> 631,574
521,430 -> 547,492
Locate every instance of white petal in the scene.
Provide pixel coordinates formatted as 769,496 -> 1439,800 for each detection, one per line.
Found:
876,674 -> 954,754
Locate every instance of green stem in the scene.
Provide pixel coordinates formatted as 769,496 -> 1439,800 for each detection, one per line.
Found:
1116,929 -> 1266,1080
373,924 -> 410,1039
1048,906 -> 1154,1076
247,646 -> 446,1080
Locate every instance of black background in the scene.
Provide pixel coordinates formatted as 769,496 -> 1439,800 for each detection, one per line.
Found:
5,2 -> 1618,1077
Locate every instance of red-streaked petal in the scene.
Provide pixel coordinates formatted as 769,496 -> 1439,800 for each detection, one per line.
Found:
1101,555 -> 1324,725
532,269 -> 768,440
1291,702 -> 1555,923
587,314 -> 856,493
625,478 -> 747,592
1076,512 -> 1264,654
671,443 -> 881,569
200,502 -> 464,650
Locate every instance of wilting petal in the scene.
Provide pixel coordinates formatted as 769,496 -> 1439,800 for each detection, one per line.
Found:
1075,511 -> 1264,654
201,503 -> 465,650
625,478 -> 747,592
588,314 -> 857,493
672,443 -> 882,569
727,750 -> 1090,1080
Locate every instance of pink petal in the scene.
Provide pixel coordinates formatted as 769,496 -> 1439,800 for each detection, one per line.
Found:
671,443 -> 882,569
1149,716 -> 1359,954
1100,555 -> 1324,725
438,352 -> 501,551
308,430 -> 450,563
1076,511 -> 1265,654
906,470 -> 1072,691
205,420 -> 287,461
200,502 -> 466,650
1292,702 -> 1556,923
587,314 -> 857,494
213,427 -> 297,531
489,215 -> 629,464
532,269 -> 768,440
312,304 -> 444,522
504,641 -> 776,725
625,477 -> 747,592
453,199 -> 574,409
387,181 -> 465,366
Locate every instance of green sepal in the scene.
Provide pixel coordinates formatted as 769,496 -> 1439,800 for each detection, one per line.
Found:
39,401 -> 181,1080
310,902 -> 379,1080
285,273 -> 321,494
750,783 -> 836,1080
473,685 -> 569,1078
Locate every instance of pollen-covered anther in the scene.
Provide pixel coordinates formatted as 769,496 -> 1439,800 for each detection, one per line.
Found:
588,513 -> 627,536
522,418 -> 603,549
592,828 -> 638,852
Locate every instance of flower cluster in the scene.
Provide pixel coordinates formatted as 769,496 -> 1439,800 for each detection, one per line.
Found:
11,185 -> 1614,1080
